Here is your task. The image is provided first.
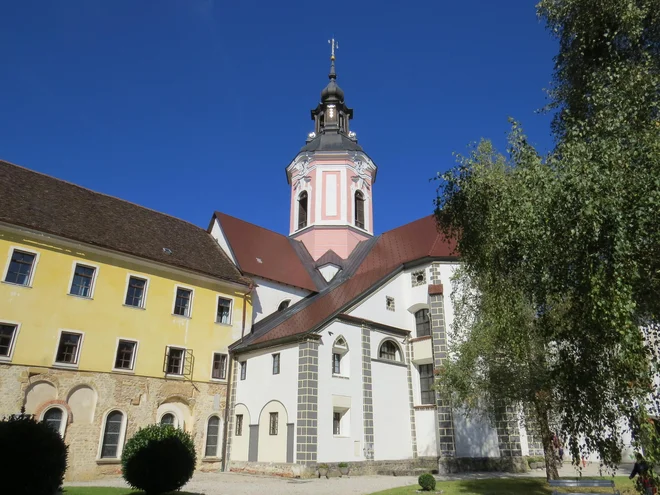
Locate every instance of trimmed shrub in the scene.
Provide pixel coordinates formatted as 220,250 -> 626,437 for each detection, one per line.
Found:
122,424 -> 196,495
0,411 -> 68,495
338,462 -> 348,468
418,473 -> 436,491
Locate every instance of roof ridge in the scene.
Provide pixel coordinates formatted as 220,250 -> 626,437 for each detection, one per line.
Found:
0,159 -> 210,233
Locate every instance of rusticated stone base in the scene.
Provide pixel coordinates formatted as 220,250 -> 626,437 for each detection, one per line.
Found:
0,364 -> 227,481
439,456 -> 529,474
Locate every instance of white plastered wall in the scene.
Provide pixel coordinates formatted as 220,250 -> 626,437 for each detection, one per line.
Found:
317,322 -> 365,462
232,403 -> 251,461
251,277 -> 311,323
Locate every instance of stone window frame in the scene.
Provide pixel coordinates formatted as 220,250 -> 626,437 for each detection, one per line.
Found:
332,335 -> 349,377
269,412 -> 279,435
158,409 -> 182,429
53,329 -> 84,369
164,345 -> 188,377
204,414 -> 222,458
2,246 -> 40,287
210,352 -> 228,381
377,338 -> 403,363
215,295 -> 233,325
272,353 -> 281,375
172,284 -> 194,318
123,273 -> 150,309
96,409 -> 128,463
0,320 -> 21,362
411,269 -> 427,287
112,338 -> 139,373
240,360 -> 247,380
67,260 -> 100,299
41,405 -> 68,437
385,296 -> 395,312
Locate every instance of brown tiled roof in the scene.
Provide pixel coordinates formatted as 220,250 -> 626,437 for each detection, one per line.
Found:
212,212 -> 318,292
234,215 -> 457,351
0,160 -> 249,286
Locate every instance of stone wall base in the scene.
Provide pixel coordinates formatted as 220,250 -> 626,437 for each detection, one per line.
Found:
439,456 -> 529,474
229,461 -> 309,478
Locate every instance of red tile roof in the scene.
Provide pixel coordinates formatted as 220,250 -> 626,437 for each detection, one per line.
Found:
241,215 -> 457,349
0,160 -> 249,286
212,212 -> 318,292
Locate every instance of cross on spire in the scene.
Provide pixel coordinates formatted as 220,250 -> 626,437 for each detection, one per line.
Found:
328,38 -> 338,61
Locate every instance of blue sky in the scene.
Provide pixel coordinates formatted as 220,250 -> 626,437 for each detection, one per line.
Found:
0,1 -> 557,235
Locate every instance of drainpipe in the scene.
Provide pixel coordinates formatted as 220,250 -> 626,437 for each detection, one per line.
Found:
221,283 -> 253,471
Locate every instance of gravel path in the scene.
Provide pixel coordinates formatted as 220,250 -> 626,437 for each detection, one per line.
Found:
66,462 -> 634,495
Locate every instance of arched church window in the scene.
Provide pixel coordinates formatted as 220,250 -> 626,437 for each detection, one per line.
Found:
355,191 -> 365,229
160,413 -> 176,427
379,340 -> 401,362
298,192 -> 308,230
278,300 -> 291,311
415,309 -> 431,338
43,407 -> 65,436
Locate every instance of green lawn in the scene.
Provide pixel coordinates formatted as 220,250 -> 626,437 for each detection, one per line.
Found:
370,476 -> 636,495
63,489 -> 201,495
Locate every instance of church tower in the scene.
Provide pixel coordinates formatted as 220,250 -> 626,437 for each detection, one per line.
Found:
286,41 -> 378,261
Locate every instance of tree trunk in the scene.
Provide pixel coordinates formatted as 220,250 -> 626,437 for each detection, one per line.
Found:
535,399 -> 559,481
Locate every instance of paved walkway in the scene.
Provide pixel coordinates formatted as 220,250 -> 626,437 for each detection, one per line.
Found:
66,462 -> 635,495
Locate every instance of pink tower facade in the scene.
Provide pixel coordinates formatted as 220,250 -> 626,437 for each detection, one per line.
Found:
285,54 -> 377,261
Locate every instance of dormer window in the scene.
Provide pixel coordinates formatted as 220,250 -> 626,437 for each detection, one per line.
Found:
355,191 -> 365,229
278,300 -> 291,311
298,191 -> 308,230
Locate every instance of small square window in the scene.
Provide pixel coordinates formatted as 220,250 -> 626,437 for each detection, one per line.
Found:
166,347 -> 185,375
412,270 -> 427,287
386,296 -> 395,311
125,277 -> 147,307
56,332 -> 82,365
269,412 -> 278,435
212,353 -> 227,380
216,297 -> 232,324
114,340 -> 137,370
173,288 -> 192,317
235,414 -> 243,436
5,250 -> 36,286
69,264 -> 96,298
240,361 -> 247,380
0,323 -> 18,359
272,353 -> 280,375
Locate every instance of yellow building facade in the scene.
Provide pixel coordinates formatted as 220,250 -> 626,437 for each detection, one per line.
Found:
0,160 -> 253,480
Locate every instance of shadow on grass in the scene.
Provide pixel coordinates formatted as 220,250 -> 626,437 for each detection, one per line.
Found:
63,489 -> 203,495
454,478 -> 550,495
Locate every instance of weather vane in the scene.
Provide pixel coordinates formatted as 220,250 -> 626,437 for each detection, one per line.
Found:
328,38 -> 338,60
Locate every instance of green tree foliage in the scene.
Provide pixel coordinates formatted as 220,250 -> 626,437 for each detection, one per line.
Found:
121,424 -> 196,495
435,0 -> 660,482
0,410 -> 68,495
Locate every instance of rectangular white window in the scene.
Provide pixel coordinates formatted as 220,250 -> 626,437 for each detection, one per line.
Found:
4,249 -> 36,286
269,412 -> 278,435
216,297 -> 232,324
114,340 -> 137,371
272,353 -> 280,375
173,287 -> 192,317
55,332 -> 82,365
166,347 -> 186,375
0,323 -> 18,359
125,276 -> 147,307
240,361 -> 247,380
69,263 -> 96,297
212,353 -> 227,380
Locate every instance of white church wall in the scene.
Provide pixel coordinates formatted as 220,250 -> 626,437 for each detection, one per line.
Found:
317,322 -> 365,462
251,277 -> 310,323
415,409 -> 439,457
233,343 -> 298,460
452,408 -> 500,458
348,271 -> 411,329
372,356 -> 414,460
